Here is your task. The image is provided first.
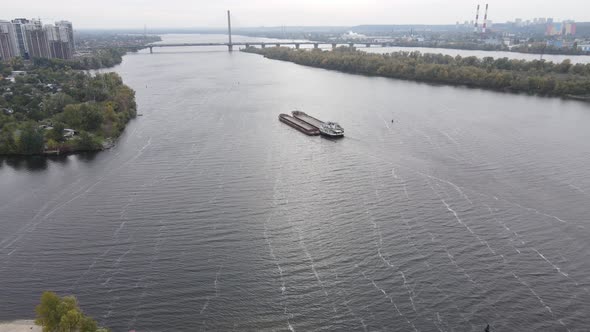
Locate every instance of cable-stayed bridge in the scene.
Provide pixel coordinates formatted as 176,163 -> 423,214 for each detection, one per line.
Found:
145,11 -> 389,53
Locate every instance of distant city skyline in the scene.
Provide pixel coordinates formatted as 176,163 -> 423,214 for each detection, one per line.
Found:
2,0 -> 590,29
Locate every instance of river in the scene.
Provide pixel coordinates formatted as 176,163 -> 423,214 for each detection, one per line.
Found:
1,34 -> 589,331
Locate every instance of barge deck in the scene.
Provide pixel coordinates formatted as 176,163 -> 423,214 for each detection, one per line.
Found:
278,114 -> 320,135
292,111 -> 324,128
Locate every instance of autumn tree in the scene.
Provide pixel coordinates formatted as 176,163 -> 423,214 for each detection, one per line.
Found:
35,291 -> 109,332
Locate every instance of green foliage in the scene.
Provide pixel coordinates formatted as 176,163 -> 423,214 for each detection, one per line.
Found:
0,67 -> 136,155
58,104 -> 104,132
35,291 -> 108,332
33,48 -> 127,70
43,93 -> 75,116
243,47 -> 590,98
47,122 -> 65,142
17,123 -> 44,155
511,43 -> 588,56
0,62 -> 12,77
74,131 -> 102,151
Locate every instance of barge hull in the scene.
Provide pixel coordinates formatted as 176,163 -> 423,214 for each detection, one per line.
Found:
292,111 -> 324,128
279,114 -> 320,135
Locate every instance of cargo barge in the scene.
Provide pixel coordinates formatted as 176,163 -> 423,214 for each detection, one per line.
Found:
292,111 -> 324,128
292,111 -> 344,138
278,114 -> 320,135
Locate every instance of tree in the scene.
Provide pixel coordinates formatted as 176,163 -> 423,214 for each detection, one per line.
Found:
79,104 -> 104,132
75,131 -> 101,151
17,123 -> 44,155
0,125 -> 17,154
47,122 -> 65,142
35,291 -> 108,332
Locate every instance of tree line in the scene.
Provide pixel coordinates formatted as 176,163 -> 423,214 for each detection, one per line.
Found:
33,48 -> 128,70
243,46 -> 590,98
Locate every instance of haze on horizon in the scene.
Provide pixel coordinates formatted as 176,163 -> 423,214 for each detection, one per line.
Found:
3,0 -> 590,29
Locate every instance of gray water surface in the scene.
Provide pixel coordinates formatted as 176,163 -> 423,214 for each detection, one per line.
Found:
1,35 -> 589,331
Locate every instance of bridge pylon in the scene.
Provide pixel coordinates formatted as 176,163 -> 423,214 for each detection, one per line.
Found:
227,10 -> 233,52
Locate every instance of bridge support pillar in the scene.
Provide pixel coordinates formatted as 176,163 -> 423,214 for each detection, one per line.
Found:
295,43 -> 300,49
228,44 -> 233,52
245,43 -> 250,48
332,43 -> 337,49
349,43 -> 354,48
261,43 -> 266,48
276,43 -> 280,47
366,43 -> 370,48
313,43 -> 319,49
149,46 -> 153,54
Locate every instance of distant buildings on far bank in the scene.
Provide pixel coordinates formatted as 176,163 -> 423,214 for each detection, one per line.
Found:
0,18 -> 74,61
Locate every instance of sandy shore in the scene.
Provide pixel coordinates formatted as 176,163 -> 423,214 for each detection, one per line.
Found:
0,320 -> 41,332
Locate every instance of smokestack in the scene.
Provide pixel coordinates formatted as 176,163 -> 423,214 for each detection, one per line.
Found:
482,4 -> 489,33
474,4 -> 480,33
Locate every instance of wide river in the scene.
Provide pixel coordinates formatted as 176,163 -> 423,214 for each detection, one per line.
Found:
1,34 -> 589,331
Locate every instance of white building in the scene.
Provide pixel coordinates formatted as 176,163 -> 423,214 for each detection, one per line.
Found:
0,20 -> 19,60
55,20 -> 74,52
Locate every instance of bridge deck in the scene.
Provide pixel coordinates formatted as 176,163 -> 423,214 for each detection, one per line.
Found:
148,42 -> 388,48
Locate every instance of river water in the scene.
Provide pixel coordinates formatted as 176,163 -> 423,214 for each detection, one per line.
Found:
1,34 -> 589,331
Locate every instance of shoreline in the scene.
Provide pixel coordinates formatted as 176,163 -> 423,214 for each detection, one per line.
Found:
0,138 -> 117,157
242,47 -> 590,101
0,320 -> 41,332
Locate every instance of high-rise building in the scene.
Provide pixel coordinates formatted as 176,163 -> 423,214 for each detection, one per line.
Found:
46,24 -> 72,59
24,19 -> 51,58
545,21 -> 577,36
0,20 -> 19,60
0,18 -> 74,60
55,20 -> 74,52
11,18 -> 30,57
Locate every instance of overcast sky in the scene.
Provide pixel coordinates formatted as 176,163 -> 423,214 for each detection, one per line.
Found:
3,0 -> 589,29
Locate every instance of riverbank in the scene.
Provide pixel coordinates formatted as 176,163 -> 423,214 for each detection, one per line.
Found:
0,320 -> 41,332
243,46 -> 590,100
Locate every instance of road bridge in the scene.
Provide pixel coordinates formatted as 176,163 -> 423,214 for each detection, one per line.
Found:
145,41 -> 391,53
145,11 -> 391,53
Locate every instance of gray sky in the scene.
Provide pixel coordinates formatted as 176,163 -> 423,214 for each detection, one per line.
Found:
3,0 -> 589,29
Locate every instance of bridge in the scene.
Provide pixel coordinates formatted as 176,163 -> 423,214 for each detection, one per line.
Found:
146,41 -> 392,53
145,11 -> 390,53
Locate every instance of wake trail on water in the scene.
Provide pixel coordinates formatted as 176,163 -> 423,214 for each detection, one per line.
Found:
360,269 -> 418,332
361,186 -> 421,318
366,145 -> 586,299
362,146 -> 580,329
298,229 -> 337,314
427,178 -> 578,329
377,165 -> 468,329
0,136 -> 154,258
200,265 -> 223,316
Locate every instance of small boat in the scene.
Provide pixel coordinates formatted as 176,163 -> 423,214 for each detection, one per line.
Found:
319,121 -> 344,138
